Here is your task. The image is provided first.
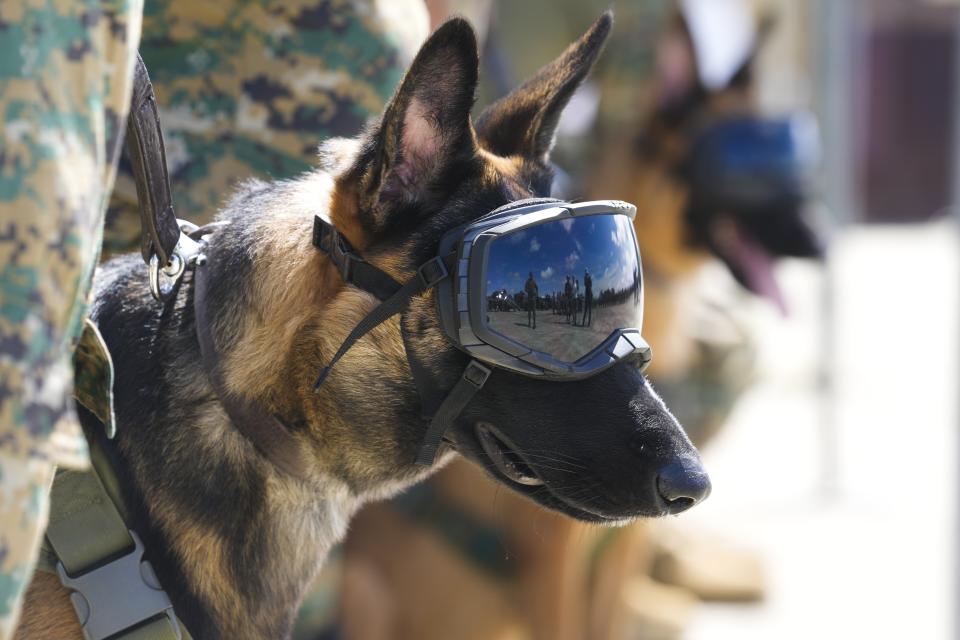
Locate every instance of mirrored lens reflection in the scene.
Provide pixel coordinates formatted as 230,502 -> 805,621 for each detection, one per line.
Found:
483,214 -> 642,363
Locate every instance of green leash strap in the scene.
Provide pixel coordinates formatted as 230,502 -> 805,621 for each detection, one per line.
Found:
46,470 -> 133,577
45,464 -> 191,640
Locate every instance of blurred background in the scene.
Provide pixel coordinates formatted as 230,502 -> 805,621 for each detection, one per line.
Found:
479,0 -> 960,638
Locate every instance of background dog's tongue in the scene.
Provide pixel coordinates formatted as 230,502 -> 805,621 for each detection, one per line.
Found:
727,222 -> 788,315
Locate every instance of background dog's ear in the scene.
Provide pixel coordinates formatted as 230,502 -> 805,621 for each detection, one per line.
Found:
347,18 -> 479,229
475,11 -> 612,161
726,10 -> 776,91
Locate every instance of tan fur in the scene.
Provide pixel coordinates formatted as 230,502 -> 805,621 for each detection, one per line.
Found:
15,572 -> 83,640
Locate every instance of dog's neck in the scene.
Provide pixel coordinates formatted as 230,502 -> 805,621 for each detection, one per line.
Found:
104,172 -> 378,639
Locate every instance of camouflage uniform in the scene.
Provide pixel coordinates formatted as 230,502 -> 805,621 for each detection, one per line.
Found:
105,0 -> 429,255
0,0 -> 426,636
100,2 -> 427,638
0,1 -> 143,637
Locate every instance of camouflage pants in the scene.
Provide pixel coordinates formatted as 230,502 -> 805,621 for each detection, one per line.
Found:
0,1 -> 144,636
0,0 -> 426,636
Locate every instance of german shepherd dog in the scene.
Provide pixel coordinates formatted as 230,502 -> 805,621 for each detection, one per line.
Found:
335,9 -> 823,640
16,12 -> 709,640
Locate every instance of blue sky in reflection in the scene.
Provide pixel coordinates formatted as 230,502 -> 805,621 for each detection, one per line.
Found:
485,214 -> 638,296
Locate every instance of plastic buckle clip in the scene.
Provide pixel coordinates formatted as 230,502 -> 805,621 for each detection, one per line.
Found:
462,360 -> 492,388
56,530 -> 180,640
417,256 -> 449,288
313,216 -> 363,284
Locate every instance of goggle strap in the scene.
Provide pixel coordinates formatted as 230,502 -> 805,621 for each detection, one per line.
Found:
313,215 -> 403,301
312,251 -> 454,390
313,270 -> 430,389
415,360 -> 492,466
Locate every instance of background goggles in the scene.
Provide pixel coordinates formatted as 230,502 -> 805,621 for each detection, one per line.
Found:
436,199 -> 652,380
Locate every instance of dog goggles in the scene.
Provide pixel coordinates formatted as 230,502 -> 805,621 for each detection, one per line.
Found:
312,198 -> 651,464
683,114 -> 819,213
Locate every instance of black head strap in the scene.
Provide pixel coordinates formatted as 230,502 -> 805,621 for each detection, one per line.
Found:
312,216 -> 404,302
312,216 -> 491,466
311,215 -> 452,388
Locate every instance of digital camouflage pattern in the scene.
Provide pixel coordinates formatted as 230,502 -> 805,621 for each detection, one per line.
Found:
104,0 -> 429,256
0,1 -> 143,636
72,319 -> 116,438
0,1 -> 426,635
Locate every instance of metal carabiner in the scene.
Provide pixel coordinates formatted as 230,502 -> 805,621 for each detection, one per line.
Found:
148,220 -> 204,303
148,253 -> 185,302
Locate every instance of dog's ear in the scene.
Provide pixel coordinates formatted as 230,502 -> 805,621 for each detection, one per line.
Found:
726,11 -> 776,91
475,12 -> 612,161
341,18 -> 479,234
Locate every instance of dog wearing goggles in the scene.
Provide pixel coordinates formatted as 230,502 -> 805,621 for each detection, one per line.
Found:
18,12 -> 708,640
332,6 -> 824,640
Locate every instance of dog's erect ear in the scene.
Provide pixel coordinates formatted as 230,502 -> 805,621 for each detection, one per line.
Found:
475,12 -> 612,161
345,18 -> 479,230
727,11 -> 776,91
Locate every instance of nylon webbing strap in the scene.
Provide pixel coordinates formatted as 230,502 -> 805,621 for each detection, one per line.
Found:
46,470 -> 134,578
312,215 -> 402,301
194,261 -> 312,480
126,53 -> 180,267
45,466 -> 185,640
312,254 -> 449,388
415,360 -> 492,466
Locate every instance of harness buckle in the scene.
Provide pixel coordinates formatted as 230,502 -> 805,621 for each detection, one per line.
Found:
417,255 -> 449,288
56,530 -> 180,640
462,360 -> 492,388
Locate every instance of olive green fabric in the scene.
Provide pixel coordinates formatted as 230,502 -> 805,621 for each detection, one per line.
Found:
120,617 -> 186,640
45,469 -> 133,578
73,319 -> 117,438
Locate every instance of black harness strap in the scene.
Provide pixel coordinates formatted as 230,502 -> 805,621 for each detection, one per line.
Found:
414,360 -> 491,466
312,215 -> 489,466
125,54 -> 180,267
311,215 -> 451,387
194,261 -> 313,480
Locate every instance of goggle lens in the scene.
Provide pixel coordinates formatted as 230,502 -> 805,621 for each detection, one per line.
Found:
483,214 -> 642,364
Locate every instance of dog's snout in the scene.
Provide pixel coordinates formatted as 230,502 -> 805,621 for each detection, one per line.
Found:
656,461 -> 712,514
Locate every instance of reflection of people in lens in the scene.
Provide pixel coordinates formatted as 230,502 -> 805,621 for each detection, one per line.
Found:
525,271 -> 538,329
574,277 -> 581,326
583,268 -> 593,327
564,276 -> 573,324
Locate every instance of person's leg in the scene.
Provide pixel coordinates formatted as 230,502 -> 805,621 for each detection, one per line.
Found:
0,2 -> 143,636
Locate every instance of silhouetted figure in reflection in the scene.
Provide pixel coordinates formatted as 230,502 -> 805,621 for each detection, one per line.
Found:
583,268 -> 593,327
564,276 -> 573,324
573,278 -> 581,326
633,266 -> 640,305
525,272 -> 538,329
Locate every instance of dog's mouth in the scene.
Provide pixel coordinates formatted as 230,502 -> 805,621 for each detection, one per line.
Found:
470,422 -> 630,524
710,216 -> 787,314
475,422 -> 544,487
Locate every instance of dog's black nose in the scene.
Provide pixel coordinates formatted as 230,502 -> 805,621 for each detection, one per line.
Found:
656,461 -> 712,514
